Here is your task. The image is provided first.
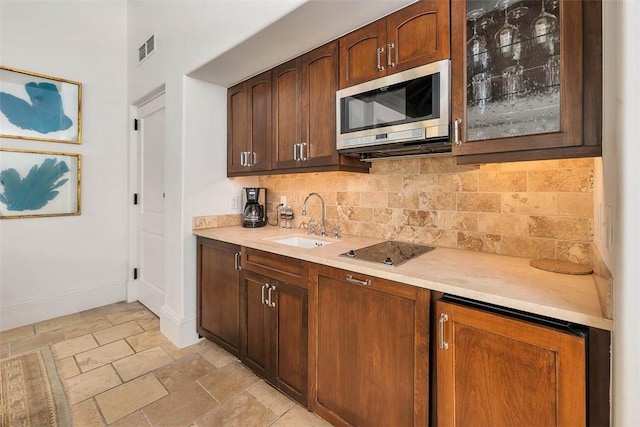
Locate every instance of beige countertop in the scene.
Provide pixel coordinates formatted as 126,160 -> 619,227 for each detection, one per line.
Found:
193,226 -> 612,331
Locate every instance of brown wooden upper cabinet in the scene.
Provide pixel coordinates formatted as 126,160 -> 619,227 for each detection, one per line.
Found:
227,70 -> 272,176
272,41 -> 368,174
452,0 -> 602,163
339,0 -> 451,88
436,299 -> 586,426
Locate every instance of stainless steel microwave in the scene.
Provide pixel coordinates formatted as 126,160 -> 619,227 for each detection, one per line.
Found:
336,59 -> 451,159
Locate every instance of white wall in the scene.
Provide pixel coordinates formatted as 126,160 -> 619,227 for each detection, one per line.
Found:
127,0 -> 303,346
0,1 -> 128,329
609,1 -> 640,424
182,76 -> 256,337
596,0 -> 640,424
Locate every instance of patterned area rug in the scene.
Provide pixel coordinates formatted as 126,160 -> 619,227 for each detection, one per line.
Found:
0,347 -> 71,427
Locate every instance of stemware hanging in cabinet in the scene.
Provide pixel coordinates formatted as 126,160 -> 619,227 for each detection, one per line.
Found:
451,0 -> 600,162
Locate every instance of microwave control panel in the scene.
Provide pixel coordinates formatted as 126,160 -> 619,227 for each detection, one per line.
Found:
341,128 -> 424,149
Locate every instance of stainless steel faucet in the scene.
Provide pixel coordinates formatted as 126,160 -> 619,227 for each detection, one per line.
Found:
302,192 -> 326,237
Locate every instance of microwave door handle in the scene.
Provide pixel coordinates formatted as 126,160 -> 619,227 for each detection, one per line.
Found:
376,47 -> 385,72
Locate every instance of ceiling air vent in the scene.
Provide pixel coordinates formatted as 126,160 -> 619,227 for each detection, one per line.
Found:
138,34 -> 156,65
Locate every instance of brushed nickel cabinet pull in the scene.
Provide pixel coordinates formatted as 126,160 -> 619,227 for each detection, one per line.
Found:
300,142 -> 308,161
261,284 -> 268,305
345,274 -> 371,286
454,118 -> 463,146
234,252 -> 241,271
387,43 -> 395,68
268,285 -> 276,308
439,313 -> 449,350
376,47 -> 385,72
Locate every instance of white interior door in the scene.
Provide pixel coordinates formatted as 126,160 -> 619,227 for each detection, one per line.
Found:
136,94 -> 165,316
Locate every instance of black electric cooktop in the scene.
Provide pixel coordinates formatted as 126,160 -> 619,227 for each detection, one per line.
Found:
340,240 -> 435,267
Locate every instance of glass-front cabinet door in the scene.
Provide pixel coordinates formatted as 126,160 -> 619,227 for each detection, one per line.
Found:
451,0 -> 584,157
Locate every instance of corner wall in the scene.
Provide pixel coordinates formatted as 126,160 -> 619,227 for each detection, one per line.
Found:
0,1 -> 129,330
606,1 -> 640,425
127,1 -> 303,347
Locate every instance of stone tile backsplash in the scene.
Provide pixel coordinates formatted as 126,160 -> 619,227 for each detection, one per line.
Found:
256,157 -> 594,264
193,214 -> 241,230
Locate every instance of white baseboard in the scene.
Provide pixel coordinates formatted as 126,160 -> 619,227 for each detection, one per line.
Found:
126,280 -> 138,303
0,283 -> 126,331
135,280 -> 164,318
159,305 -> 200,349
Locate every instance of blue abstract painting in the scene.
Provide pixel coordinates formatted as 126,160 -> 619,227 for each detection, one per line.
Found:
0,158 -> 69,211
0,66 -> 81,143
0,149 -> 80,219
0,82 -> 73,134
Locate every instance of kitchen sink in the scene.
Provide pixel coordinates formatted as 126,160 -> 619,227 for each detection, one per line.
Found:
271,235 -> 335,249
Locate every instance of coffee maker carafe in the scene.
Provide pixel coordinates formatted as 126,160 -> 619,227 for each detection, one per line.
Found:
242,187 -> 267,228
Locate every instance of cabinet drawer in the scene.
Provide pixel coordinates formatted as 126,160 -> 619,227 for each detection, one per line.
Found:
242,247 -> 307,288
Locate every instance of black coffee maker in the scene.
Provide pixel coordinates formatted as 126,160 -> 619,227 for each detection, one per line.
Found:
242,187 -> 267,228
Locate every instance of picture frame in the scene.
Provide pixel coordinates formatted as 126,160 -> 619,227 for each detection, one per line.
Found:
0,66 -> 81,144
0,148 -> 81,219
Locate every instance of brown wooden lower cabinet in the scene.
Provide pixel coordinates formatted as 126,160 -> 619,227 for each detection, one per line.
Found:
308,264 -> 430,426
241,270 -> 308,406
197,243 -> 607,426
196,237 -> 241,356
435,299 -> 587,427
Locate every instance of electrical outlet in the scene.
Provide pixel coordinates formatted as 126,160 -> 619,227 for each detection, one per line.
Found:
280,195 -> 287,207
231,195 -> 239,211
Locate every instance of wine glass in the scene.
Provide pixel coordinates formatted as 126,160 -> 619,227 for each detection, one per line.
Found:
531,0 -> 558,54
494,0 -> 521,59
508,5 -> 528,62
472,72 -> 492,111
544,54 -> 560,91
467,8 -> 490,73
496,0 -> 526,101
502,64 -> 524,102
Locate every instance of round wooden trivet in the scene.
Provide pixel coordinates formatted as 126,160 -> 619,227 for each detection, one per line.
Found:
529,258 -> 593,275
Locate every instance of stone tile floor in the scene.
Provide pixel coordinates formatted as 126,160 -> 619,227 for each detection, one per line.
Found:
0,301 -> 331,426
